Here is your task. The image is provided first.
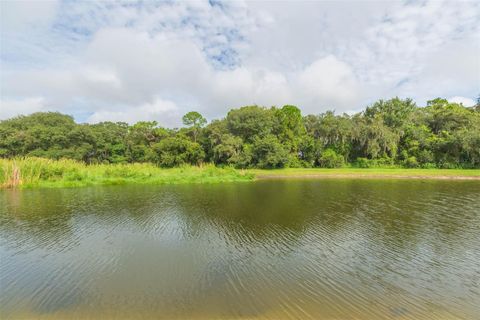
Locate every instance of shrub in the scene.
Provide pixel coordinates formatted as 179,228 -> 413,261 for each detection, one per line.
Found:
251,135 -> 288,169
438,162 -> 459,169
355,157 -> 371,168
417,149 -> 434,164
405,156 -> 419,168
355,157 -> 397,168
286,154 -> 304,168
318,149 -> 344,168
421,162 -> 437,169
152,137 -> 205,167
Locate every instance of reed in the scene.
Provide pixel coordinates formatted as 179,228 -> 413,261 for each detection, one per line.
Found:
0,158 -> 254,189
2,158 -> 478,189
1,161 -> 22,188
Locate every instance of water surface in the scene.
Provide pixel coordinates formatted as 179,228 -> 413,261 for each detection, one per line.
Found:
1,179 -> 479,319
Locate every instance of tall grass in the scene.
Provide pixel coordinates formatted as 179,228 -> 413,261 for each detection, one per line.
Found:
0,158 -> 254,189
2,158 -> 478,189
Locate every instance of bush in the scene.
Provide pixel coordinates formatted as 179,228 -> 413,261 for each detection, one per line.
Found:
421,162 -> 437,169
152,137 -> 205,167
252,135 -> 288,169
417,149 -> 434,164
286,154 -> 305,168
355,157 -> 396,168
438,162 -> 459,169
318,149 -> 344,168
405,156 -> 419,168
228,147 -> 253,169
375,157 -> 395,167
355,157 -> 371,168
212,134 -> 243,165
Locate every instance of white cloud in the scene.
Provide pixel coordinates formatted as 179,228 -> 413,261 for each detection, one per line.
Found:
86,97 -> 181,126
85,28 -> 213,105
208,67 -> 291,112
1,0 -> 479,125
0,0 -> 58,32
448,96 -> 476,107
322,0 -> 480,107
0,97 -> 48,119
296,55 -> 361,112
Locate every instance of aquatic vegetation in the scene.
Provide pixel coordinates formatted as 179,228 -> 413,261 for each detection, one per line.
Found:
0,158 -> 254,189
1,158 -> 478,189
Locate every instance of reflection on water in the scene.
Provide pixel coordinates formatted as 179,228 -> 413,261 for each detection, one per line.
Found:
1,180 -> 480,319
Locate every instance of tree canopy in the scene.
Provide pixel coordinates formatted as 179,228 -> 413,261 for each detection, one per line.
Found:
182,111 -> 206,142
1,98 -> 479,168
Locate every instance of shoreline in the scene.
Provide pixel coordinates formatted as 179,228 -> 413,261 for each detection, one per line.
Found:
0,158 -> 254,189
250,168 -> 480,181
2,158 -> 479,189
255,173 -> 480,180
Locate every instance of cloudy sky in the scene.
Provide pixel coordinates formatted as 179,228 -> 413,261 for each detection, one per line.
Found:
1,0 -> 479,126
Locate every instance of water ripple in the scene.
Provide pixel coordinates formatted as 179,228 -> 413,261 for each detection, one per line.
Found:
1,181 -> 479,319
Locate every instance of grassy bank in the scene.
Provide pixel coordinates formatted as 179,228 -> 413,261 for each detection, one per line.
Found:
250,168 -> 480,180
1,158 -> 479,189
0,158 -> 254,189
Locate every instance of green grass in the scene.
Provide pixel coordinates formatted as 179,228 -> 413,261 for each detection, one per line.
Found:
249,167 -> 480,178
1,158 -> 479,189
0,158 -> 254,189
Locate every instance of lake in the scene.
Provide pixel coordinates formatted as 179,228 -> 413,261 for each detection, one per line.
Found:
1,179 -> 479,319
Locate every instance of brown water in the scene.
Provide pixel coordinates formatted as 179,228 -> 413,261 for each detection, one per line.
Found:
1,179 -> 479,319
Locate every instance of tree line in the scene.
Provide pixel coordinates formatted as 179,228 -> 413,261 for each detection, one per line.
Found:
1,97 -> 479,169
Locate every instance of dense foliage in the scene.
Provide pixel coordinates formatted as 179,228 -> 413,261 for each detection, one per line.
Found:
1,97 -> 479,168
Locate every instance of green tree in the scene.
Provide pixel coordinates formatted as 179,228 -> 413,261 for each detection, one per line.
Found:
274,105 -> 306,160
306,111 -> 353,161
212,134 -> 243,165
251,135 -> 288,169
365,97 -> 416,129
89,122 -> 129,163
182,111 -> 207,142
152,136 -> 205,167
226,106 -> 276,142
1,98 -> 479,169
351,115 -> 399,160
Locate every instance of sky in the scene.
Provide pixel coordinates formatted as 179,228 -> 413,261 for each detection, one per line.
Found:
1,0 -> 479,127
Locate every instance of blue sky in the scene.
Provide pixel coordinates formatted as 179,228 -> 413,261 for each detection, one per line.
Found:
1,0 -> 479,126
